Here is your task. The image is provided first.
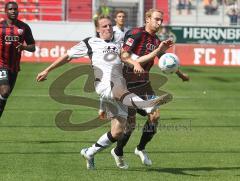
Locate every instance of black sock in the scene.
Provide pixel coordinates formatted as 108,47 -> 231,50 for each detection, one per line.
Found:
137,121 -> 157,151
0,99 -> 7,118
114,133 -> 132,156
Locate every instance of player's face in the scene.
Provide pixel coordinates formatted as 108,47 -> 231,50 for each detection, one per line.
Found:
5,3 -> 19,20
115,13 -> 126,27
97,18 -> 113,40
146,11 -> 163,33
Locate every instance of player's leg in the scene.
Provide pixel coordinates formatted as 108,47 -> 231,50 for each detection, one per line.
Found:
112,83 -> 170,109
96,79 -> 171,110
0,84 -> 10,117
81,100 -> 128,169
129,83 -> 159,166
0,70 -> 17,118
135,109 -> 160,166
81,117 -> 125,169
98,97 -> 106,120
113,108 -> 136,157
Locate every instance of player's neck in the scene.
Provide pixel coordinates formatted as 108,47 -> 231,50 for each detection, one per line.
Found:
116,24 -> 124,31
145,26 -> 155,36
6,19 -> 16,25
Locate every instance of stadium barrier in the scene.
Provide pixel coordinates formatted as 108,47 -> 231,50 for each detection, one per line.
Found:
21,41 -> 240,67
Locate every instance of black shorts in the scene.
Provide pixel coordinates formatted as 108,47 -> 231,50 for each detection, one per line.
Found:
0,68 -> 18,90
127,82 -> 155,117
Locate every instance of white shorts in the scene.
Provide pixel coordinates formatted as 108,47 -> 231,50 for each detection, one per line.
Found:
95,77 -> 127,100
95,79 -> 128,119
101,98 -> 128,119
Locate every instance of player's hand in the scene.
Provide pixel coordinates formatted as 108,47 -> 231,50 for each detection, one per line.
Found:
16,43 -> 24,52
176,70 -> 189,81
158,39 -> 174,53
133,62 -> 144,74
180,73 -> 190,81
36,70 -> 48,82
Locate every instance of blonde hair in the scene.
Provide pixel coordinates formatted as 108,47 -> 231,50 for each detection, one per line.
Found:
145,9 -> 163,22
94,14 -> 111,28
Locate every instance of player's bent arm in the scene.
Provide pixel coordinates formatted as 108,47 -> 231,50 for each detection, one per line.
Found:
136,39 -> 174,64
16,43 -> 36,52
36,53 -> 71,82
136,47 -> 162,64
23,44 -> 36,52
120,49 -> 144,73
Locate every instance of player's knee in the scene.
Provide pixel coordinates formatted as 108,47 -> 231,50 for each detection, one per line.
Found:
0,86 -> 11,100
148,110 -> 160,123
126,116 -> 136,133
111,130 -> 124,139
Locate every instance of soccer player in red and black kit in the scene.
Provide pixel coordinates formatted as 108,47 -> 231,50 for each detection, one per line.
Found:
111,9 -> 190,167
0,2 -> 35,117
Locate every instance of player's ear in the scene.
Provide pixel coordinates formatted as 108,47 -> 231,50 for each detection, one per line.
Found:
145,17 -> 150,24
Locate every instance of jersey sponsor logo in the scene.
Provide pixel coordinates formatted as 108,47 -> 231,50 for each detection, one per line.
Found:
126,38 -> 134,46
103,45 -> 118,54
5,35 -> 19,42
103,46 -> 119,62
146,43 -> 156,51
17,29 -> 23,35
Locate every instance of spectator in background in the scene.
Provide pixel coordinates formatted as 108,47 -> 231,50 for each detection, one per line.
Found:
112,10 -> 129,44
227,8 -> 239,25
177,0 -> 192,15
0,2 -> 35,118
203,0 -> 219,15
93,0 -> 111,20
177,0 -> 185,15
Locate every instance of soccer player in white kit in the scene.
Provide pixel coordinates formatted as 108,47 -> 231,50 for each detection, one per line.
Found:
36,15 -> 172,170
98,10 -> 129,119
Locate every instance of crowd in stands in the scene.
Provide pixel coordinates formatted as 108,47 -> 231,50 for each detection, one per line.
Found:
175,0 -> 240,25
0,0 -> 239,26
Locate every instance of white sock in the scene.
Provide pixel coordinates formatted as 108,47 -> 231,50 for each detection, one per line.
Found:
86,132 -> 115,156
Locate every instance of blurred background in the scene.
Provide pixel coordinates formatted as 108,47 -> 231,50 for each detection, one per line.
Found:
0,0 -> 239,66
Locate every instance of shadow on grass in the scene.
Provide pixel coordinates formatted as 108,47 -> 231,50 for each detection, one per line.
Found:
147,166 -> 240,176
99,166 -> 240,177
0,140 -> 95,144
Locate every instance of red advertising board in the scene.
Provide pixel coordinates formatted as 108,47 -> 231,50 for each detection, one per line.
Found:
22,41 -> 240,66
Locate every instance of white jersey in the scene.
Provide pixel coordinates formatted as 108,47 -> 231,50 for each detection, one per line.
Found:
67,37 -> 125,99
113,25 -> 129,44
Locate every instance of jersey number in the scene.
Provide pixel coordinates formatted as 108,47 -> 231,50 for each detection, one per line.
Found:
0,70 -> 8,80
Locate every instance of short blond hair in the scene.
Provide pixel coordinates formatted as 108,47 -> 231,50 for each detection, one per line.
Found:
145,9 -> 163,22
94,14 -> 112,28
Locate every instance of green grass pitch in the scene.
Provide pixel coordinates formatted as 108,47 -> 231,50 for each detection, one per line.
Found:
0,62 -> 240,181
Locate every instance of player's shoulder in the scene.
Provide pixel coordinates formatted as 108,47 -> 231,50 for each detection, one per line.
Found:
15,19 -> 31,28
129,26 -> 145,35
87,37 -> 106,45
0,19 -> 5,24
113,25 -> 118,31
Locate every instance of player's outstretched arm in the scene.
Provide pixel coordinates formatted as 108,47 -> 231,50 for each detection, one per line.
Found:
176,69 -> 190,82
36,53 -> 71,82
137,39 -> 174,64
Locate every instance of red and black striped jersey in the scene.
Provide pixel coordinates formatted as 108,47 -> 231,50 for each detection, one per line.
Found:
122,27 -> 161,85
0,19 -> 35,73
